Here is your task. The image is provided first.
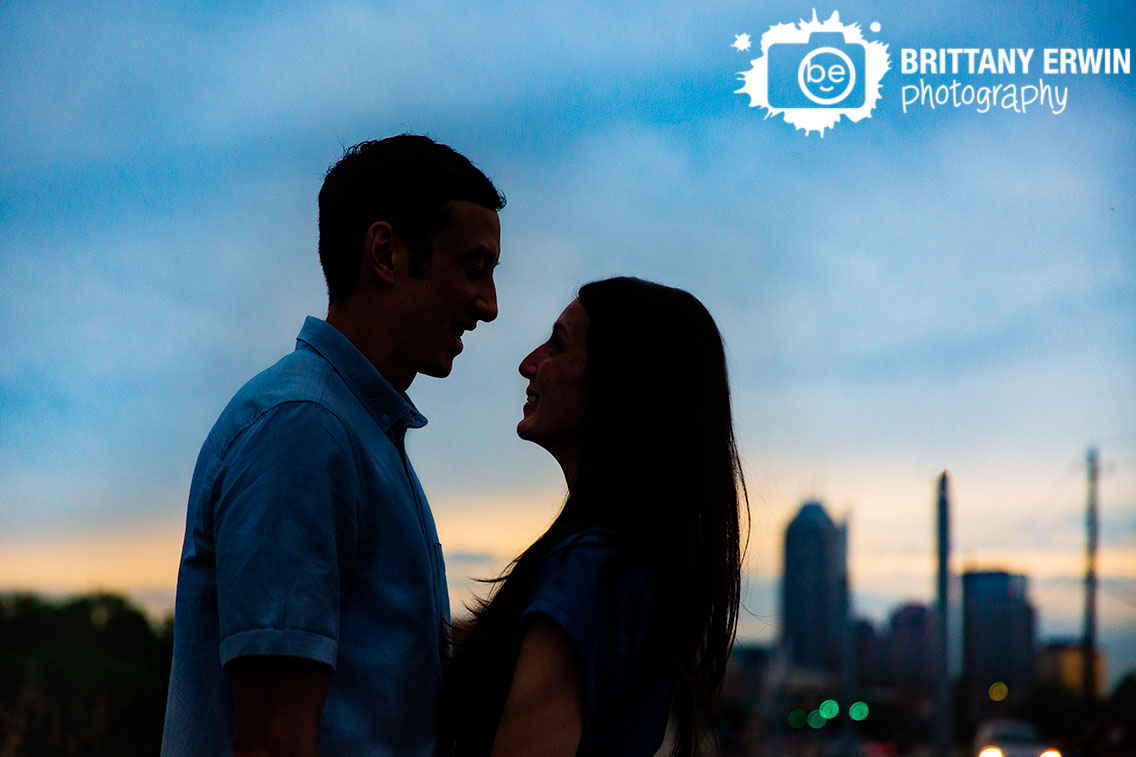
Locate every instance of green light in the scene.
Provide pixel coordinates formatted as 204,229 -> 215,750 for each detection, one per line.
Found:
849,701 -> 869,721
807,710 -> 826,729
819,699 -> 840,719
787,709 -> 807,728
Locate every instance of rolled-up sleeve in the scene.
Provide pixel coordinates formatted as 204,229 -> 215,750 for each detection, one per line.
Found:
521,537 -> 612,726
212,401 -> 360,670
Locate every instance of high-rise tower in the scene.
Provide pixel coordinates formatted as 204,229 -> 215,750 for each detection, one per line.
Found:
781,501 -> 848,675
962,570 -> 1036,693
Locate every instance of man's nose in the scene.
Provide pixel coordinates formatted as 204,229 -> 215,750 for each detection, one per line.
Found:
476,279 -> 498,323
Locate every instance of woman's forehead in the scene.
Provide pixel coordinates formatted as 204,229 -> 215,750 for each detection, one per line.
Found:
556,299 -> 589,337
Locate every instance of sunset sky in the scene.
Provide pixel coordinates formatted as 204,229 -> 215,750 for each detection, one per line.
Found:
2,0 -> 1134,686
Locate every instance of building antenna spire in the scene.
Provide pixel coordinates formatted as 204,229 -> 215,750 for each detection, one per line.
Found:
935,471 -> 951,757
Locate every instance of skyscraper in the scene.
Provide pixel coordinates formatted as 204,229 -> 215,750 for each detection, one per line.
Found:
962,570 -> 1035,692
851,618 -> 883,687
781,501 -> 848,675
885,603 -> 933,688
1037,639 -> 1107,700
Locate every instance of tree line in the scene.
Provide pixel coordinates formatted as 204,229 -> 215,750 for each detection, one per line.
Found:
1,592 -> 172,756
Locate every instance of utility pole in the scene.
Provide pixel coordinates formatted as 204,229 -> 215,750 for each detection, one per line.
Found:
1083,448 -> 1099,706
935,471 -> 952,757
837,515 -> 853,757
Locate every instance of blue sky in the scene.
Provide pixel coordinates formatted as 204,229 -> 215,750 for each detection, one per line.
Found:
2,1 -> 1134,685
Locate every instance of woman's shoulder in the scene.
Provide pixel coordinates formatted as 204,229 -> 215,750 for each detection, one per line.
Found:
529,527 -> 652,619
525,528 -> 670,751
540,527 -> 641,578
547,526 -> 624,552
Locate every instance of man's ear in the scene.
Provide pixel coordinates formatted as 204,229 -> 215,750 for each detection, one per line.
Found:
362,221 -> 405,285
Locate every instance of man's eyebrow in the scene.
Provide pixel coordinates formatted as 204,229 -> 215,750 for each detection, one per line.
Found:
552,322 -> 568,341
461,245 -> 500,266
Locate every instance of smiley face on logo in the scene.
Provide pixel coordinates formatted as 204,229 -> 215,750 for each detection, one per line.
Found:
799,47 -> 858,105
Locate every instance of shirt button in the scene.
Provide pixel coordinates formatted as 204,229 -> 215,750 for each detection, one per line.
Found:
381,414 -> 391,424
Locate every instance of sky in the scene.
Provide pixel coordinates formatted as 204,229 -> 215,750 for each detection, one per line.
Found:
1,1 -> 1134,687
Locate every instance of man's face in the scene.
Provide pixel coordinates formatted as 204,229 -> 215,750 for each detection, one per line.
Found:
392,200 -> 501,380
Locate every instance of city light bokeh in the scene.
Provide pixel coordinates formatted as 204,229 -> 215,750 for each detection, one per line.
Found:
849,701 -> 870,722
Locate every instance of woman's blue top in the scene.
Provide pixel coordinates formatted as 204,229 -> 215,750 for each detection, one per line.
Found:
517,529 -> 673,755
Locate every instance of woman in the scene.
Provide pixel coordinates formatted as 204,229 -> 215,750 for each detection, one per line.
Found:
442,277 -> 748,756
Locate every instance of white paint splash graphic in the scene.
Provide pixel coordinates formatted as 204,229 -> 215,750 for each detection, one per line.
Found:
736,10 -> 891,136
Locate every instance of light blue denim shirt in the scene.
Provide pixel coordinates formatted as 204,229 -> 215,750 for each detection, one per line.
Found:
161,316 -> 450,756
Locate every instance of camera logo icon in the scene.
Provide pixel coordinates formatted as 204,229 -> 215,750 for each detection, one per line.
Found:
735,11 -> 891,136
767,32 -> 865,108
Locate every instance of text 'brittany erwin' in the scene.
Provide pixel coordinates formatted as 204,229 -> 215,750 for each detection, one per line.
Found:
899,47 -> 1132,76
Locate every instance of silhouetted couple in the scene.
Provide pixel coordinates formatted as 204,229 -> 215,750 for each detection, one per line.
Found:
161,135 -> 747,757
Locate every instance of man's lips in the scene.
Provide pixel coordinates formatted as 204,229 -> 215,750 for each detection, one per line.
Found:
451,323 -> 477,351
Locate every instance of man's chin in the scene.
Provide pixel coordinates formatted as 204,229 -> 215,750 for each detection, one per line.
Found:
419,359 -> 455,379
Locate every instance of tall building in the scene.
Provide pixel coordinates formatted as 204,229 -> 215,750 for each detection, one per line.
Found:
962,571 -> 1035,692
851,618 -> 883,687
781,501 -> 848,675
885,603 -> 933,688
1037,639 -> 1107,699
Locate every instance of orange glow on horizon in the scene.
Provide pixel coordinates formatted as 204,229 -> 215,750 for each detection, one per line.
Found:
2,489 -> 1133,634
0,520 -> 183,595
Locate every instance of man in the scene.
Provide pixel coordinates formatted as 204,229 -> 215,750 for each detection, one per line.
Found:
161,135 -> 504,756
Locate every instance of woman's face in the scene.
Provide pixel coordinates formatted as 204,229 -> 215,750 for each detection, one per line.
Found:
517,299 -> 589,469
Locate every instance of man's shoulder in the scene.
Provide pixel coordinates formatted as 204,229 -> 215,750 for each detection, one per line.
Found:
207,348 -> 346,451
241,347 -> 334,403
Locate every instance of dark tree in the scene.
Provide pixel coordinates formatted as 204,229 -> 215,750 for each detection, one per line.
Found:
0,592 -> 173,756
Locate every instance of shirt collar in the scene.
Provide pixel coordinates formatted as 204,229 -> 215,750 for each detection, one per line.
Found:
295,316 -> 428,433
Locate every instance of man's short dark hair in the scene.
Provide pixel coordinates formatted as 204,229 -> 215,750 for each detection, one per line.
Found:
317,135 -> 506,302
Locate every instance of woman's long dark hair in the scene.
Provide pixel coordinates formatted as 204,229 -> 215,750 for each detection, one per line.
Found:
441,277 -> 748,755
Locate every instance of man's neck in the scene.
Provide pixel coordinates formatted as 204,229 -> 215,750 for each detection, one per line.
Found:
325,303 -> 414,393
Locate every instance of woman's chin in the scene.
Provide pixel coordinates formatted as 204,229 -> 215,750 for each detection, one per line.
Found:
515,421 -> 549,452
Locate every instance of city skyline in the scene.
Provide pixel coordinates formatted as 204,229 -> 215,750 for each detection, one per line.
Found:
769,499 -> 1117,697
